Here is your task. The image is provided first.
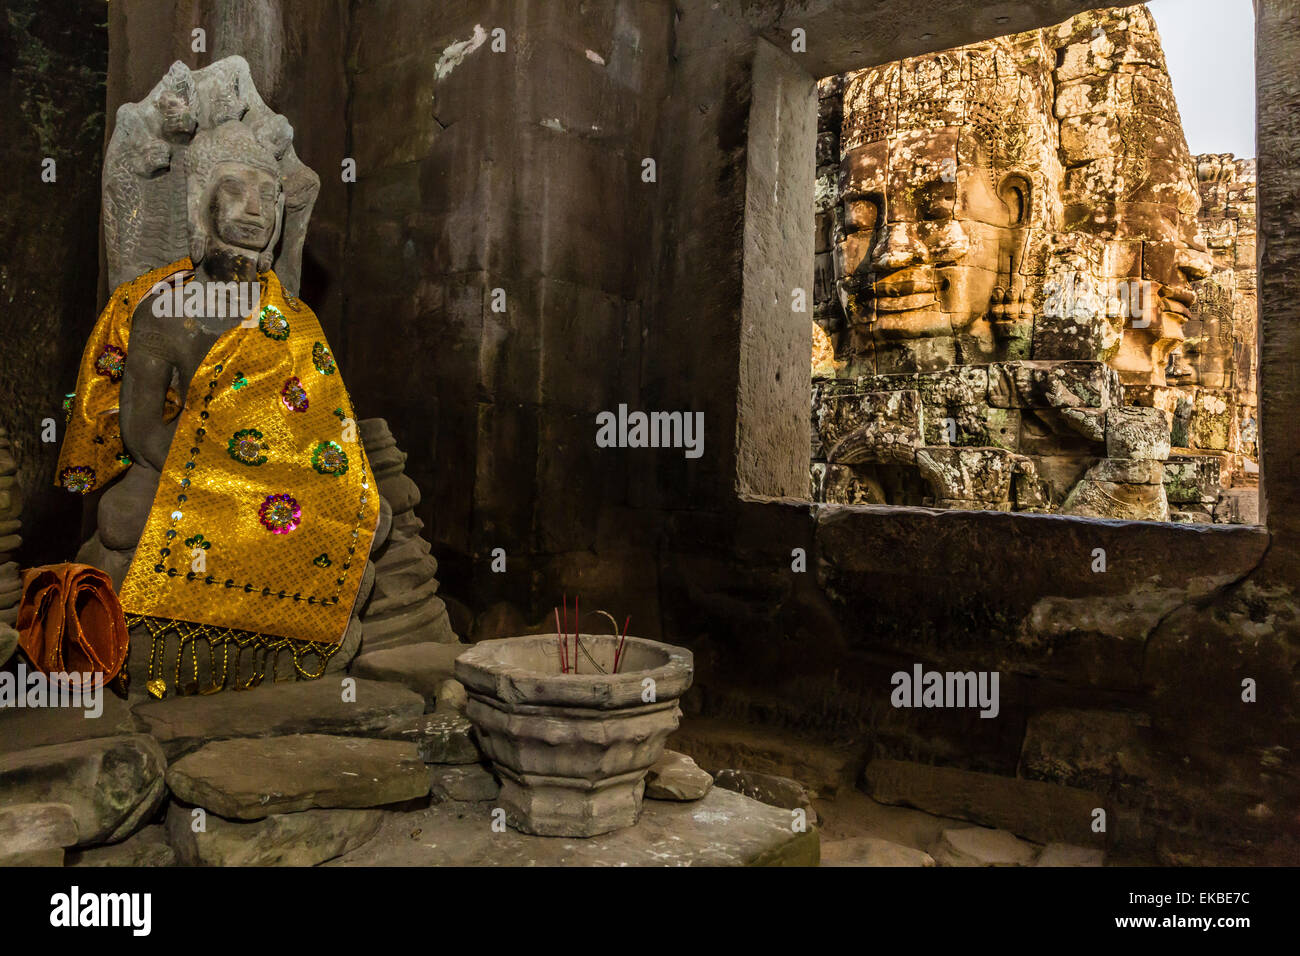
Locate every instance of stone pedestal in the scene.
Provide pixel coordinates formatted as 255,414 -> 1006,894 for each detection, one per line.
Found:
357,419 -> 457,649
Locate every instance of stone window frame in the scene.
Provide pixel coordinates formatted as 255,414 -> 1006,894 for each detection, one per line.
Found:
728,1 -> 1280,587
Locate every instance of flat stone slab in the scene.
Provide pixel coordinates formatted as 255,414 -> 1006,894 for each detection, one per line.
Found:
374,711 -> 480,764
820,836 -> 936,867
645,750 -> 712,801
166,803 -> 383,866
0,734 -> 167,846
166,734 -> 429,819
931,827 -> 1040,867
67,825 -> 175,867
328,786 -> 818,866
0,803 -> 78,854
668,718 -> 858,797
0,691 -> 141,755
349,643 -> 467,704
134,678 -> 425,758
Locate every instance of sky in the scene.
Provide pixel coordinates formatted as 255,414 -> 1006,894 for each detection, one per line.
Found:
1147,0 -> 1256,159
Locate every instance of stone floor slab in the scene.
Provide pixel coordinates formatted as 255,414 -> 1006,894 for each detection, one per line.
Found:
349,642 -> 467,704
166,734 -> 429,819
166,803 -> 383,866
328,786 -> 818,866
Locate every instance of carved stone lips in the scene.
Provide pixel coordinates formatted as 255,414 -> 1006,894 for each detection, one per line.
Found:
870,273 -> 937,312
1161,285 -> 1196,321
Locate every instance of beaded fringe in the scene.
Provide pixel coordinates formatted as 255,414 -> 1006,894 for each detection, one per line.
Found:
125,613 -> 341,699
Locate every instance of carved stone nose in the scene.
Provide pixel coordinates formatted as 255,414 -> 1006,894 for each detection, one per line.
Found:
873,223 -> 924,271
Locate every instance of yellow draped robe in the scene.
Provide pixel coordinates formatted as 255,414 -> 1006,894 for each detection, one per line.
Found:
56,259 -> 379,689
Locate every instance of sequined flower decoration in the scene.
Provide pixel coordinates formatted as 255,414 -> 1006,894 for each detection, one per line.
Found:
310,440 -> 349,477
227,428 -> 269,466
60,465 -> 96,495
313,553 -> 332,568
258,493 -> 301,534
231,373 -> 249,391
62,393 -> 75,424
116,452 -> 133,466
281,377 -> 309,413
184,533 -> 212,551
312,342 -> 337,375
94,345 -> 127,383
258,305 -> 290,341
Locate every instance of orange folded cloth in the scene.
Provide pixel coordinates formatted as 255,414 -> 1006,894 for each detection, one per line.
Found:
15,564 -> 129,687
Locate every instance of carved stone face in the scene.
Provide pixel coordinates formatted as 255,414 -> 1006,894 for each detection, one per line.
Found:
837,129 -> 1032,373
208,162 -> 280,255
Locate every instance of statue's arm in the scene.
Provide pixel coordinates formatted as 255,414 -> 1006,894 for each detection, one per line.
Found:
120,299 -> 179,471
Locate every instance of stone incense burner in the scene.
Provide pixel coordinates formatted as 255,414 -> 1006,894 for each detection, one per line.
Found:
455,634 -> 693,837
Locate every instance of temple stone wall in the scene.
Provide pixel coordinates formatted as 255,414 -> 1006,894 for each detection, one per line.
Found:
1,0 -> 1292,862
0,1 -> 108,564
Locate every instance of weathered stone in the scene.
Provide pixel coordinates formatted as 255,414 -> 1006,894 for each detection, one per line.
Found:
67,825 -> 175,867
1163,456 -> 1223,503
1020,709 -> 1152,797
375,711 -> 480,764
817,389 -> 924,465
714,768 -> 816,820
166,802 -> 383,866
133,677 -> 425,758
0,803 -> 78,855
930,827 -> 1039,867
1106,406 -> 1172,460
0,623 -> 16,668
1034,842 -> 1105,866
429,763 -> 500,802
329,785 -> 818,867
864,758 -> 1105,848
644,750 -> 713,801
820,836 -> 935,867
0,691 -> 141,755
435,678 -> 468,714
915,447 -> 1018,504
989,362 -> 1118,411
0,735 -> 167,846
1089,458 -> 1165,484
349,642 -> 468,705
166,735 -> 429,820
0,848 -> 64,866
1062,472 -> 1170,521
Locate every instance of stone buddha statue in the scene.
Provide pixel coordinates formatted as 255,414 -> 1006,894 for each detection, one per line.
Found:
57,59 -> 384,697
834,33 -> 1059,376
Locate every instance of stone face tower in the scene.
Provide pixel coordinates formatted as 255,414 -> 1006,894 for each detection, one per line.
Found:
811,4 -> 1257,524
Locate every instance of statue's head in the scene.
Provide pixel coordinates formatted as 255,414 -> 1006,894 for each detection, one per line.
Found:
1053,6 -> 1214,385
185,120 -> 284,274
835,35 -> 1058,373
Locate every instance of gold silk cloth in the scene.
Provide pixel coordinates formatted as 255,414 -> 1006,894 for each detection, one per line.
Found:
57,258 -> 379,658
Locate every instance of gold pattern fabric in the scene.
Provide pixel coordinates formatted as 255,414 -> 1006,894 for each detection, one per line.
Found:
58,261 -> 378,650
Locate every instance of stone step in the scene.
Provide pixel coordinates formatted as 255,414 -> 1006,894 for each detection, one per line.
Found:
132,677 -> 425,759
0,690 -> 142,755
165,803 -> 384,866
864,757 -> 1106,848
0,734 -> 167,846
166,734 -> 429,819
349,642 -> 467,705
327,785 -> 819,867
